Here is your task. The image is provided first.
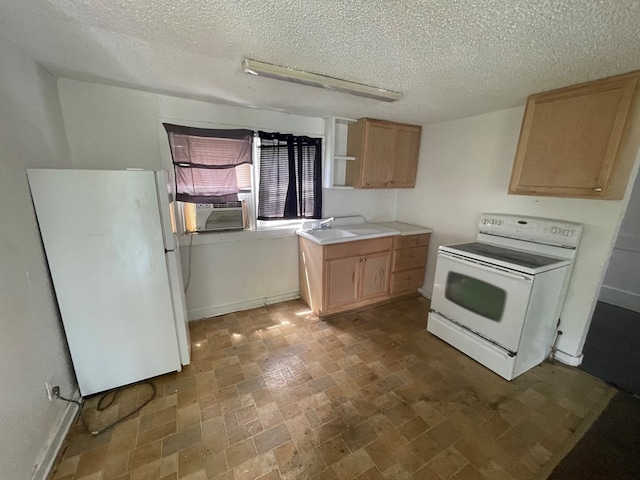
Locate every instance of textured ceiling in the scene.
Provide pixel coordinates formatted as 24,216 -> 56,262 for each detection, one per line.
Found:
2,1 -> 640,125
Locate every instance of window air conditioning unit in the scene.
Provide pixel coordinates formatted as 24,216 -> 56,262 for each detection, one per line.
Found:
194,201 -> 245,232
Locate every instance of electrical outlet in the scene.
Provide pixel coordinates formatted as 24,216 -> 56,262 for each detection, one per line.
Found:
52,386 -> 60,399
44,382 -> 53,401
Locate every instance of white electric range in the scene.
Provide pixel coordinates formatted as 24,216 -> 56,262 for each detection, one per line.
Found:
427,214 -> 583,380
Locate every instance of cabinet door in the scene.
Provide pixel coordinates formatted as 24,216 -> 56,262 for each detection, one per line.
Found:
359,251 -> 391,301
389,126 -> 421,187
509,73 -> 638,199
361,121 -> 395,188
325,257 -> 359,310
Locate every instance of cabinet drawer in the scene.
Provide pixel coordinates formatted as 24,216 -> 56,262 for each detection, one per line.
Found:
393,234 -> 430,250
392,246 -> 428,272
390,268 -> 425,295
325,236 -> 393,260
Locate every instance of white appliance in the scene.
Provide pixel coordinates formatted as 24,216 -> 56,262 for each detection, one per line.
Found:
427,214 -> 583,380
194,201 -> 244,232
27,169 -> 191,396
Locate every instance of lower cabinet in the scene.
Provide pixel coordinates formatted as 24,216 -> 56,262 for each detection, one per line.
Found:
325,256 -> 358,309
299,236 -> 392,316
299,233 -> 428,317
326,250 -> 391,310
359,251 -> 392,301
389,233 -> 430,296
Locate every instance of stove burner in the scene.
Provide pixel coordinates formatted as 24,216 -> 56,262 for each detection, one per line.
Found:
449,242 -> 563,269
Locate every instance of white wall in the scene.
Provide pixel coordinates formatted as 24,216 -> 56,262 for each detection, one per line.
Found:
55,78 -> 640,361
57,79 -> 397,319
0,41 -> 77,479
599,171 -> 640,312
396,106 -> 638,362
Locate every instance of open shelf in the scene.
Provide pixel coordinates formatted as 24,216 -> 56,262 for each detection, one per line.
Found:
323,116 -> 357,189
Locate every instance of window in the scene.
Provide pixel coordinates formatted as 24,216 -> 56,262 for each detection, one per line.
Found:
257,131 -> 323,223
164,124 -> 322,233
164,123 -> 253,202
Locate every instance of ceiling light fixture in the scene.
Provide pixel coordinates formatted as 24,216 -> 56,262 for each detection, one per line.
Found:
243,59 -> 402,103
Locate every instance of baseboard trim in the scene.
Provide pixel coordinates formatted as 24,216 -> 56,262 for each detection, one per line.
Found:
553,349 -> 584,366
187,291 -> 301,321
418,287 -> 432,300
598,286 -> 640,314
33,390 -> 81,480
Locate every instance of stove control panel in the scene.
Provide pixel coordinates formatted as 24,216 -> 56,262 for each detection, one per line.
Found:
479,214 -> 583,248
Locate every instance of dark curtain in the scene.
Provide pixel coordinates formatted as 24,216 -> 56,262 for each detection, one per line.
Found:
164,123 -> 253,203
257,132 -> 322,220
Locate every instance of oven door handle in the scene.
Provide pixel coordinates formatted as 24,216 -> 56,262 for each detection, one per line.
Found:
438,252 -> 534,282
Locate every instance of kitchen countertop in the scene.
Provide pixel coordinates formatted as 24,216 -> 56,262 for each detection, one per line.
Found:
296,217 -> 433,245
373,221 -> 433,236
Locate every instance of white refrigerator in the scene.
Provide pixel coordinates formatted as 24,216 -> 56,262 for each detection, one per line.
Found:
27,169 -> 191,396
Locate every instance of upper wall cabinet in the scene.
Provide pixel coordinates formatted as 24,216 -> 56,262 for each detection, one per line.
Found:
345,118 -> 422,189
509,72 -> 640,199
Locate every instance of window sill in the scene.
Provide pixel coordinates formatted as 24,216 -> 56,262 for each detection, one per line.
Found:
178,227 -> 299,246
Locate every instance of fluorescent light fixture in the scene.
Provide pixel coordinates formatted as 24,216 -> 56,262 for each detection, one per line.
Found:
243,58 -> 402,102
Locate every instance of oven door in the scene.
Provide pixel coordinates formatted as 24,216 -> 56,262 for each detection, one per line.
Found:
431,251 -> 534,353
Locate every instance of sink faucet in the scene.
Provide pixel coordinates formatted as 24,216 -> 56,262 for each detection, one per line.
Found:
315,217 -> 335,230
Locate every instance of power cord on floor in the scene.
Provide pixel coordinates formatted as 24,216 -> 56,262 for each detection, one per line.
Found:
55,381 -> 157,436
547,329 -> 564,366
546,317 -> 564,363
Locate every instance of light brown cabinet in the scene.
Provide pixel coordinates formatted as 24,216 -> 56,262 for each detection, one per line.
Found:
509,72 -> 640,199
325,256 -> 358,309
346,118 -> 422,188
358,251 -> 392,301
299,236 -> 392,316
325,250 -> 390,310
389,234 -> 430,296
298,232 -> 429,317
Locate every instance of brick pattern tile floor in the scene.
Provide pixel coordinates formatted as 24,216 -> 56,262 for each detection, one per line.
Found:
48,297 -> 613,480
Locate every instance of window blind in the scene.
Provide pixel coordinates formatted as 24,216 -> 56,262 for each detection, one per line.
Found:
164,123 -> 253,203
257,132 -> 322,220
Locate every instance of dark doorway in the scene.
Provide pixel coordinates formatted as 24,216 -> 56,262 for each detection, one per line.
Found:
580,301 -> 640,396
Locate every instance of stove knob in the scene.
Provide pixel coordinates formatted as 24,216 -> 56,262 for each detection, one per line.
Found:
551,227 -> 558,234
562,229 -> 570,236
